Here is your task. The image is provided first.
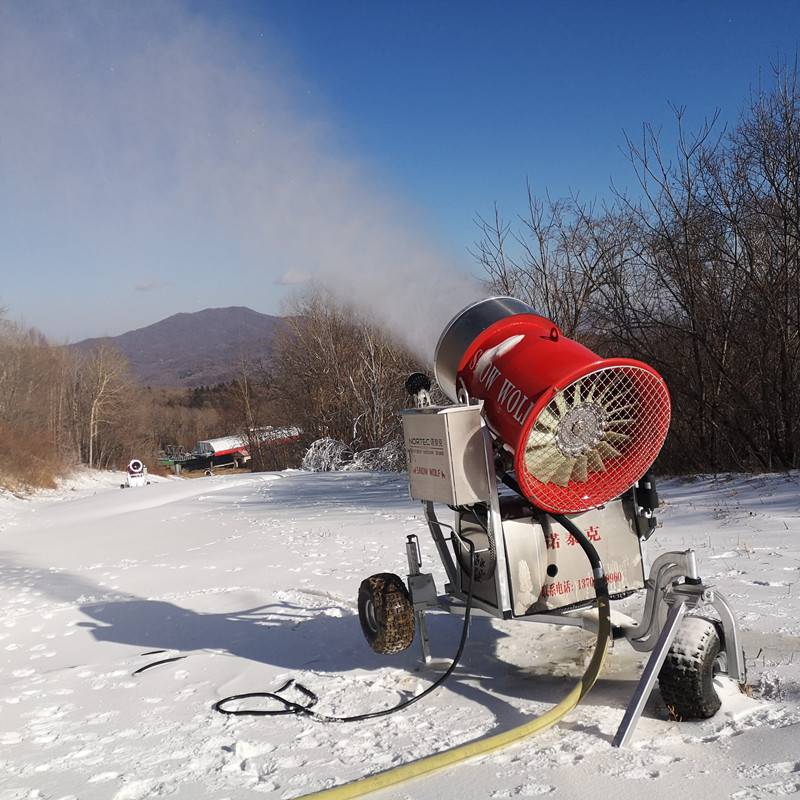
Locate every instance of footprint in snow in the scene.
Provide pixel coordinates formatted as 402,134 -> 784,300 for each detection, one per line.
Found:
491,785 -> 556,798
731,780 -> 800,799
736,761 -> 800,779
89,771 -> 120,783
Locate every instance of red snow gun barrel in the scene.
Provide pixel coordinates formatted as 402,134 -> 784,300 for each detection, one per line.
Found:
434,297 -> 671,514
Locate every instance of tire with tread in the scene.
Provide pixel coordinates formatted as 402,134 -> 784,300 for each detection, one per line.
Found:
658,616 -> 723,720
358,573 -> 415,655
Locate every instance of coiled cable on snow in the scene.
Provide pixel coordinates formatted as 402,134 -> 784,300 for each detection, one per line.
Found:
214,535 -> 478,722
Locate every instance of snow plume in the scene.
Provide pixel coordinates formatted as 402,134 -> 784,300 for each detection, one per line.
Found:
0,2 -> 481,358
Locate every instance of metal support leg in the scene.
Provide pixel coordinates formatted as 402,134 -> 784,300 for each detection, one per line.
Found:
415,610 -> 432,663
612,600 -> 688,748
406,534 -> 433,664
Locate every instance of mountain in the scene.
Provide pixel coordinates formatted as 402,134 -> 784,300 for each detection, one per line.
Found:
72,306 -> 285,387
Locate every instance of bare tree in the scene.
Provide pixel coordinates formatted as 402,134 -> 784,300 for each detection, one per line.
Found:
271,289 -> 419,453
78,345 -> 134,469
476,64 -> 800,472
0,320 -> 76,488
472,186 -> 610,337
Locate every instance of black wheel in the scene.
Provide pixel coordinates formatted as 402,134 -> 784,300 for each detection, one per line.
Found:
658,616 -> 724,720
358,573 -> 415,655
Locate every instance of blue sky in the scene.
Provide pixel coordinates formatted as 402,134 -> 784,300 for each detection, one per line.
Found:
1,1 -> 798,342
244,0 -> 799,248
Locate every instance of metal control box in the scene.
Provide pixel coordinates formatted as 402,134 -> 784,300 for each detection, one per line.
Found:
401,405 -> 489,506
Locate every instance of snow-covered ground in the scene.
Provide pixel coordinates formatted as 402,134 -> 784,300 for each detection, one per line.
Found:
1,469 -> 798,800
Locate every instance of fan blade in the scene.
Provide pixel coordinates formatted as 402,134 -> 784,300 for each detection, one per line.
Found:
550,457 -> 577,486
587,448 -> 605,472
525,442 -> 561,465
596,386 -> 621,410
572,454 -> 589,483
536,407 -> 560,430
604,431 -> 630,444
584,381 -> 596,403
531,463 -> 561,485
554,392 -> 568,417
527,448 -> 565,484
573,381 -> 582,406
596,440 -> 622,460
605,418 -> 634,427
605,403 -> 634,417
524,438 -> 550,453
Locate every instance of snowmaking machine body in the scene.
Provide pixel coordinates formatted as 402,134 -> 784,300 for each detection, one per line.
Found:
121,459 -> 149,489
358,297 -> 747,747
403,402 -> 650,618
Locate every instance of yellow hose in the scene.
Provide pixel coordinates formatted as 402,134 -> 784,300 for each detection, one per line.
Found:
296,595 -> 611,800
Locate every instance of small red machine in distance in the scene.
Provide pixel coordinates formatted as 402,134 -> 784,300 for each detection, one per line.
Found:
191,427 -> 302,469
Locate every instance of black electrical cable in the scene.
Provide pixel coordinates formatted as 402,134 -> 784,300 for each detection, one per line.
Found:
497,471 -> 527,503
549,513 -> 609,598
499,471 -> 610,600
213,537 -> 477,721
132,655 -> 188,675
214,678 -> 320,717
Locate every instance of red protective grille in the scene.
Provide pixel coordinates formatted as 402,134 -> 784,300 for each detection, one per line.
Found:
516,365 -> 671,514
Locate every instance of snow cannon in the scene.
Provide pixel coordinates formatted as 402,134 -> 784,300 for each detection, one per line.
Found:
121,458 -> 149,489
434,297 -> 671,514
354,295 -> 747,754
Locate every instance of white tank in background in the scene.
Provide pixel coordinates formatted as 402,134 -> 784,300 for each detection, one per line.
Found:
193,427 -> 302,468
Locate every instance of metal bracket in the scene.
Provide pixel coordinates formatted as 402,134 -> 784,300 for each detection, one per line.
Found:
422,501 -> 459,590
622,549 -> 746,683
613,552 -> 748,747
408,573 -> 438,609
708,588 -> 747,683
624,550 -> 699,652
419,418 -> 513,620
482,426 -> 513,615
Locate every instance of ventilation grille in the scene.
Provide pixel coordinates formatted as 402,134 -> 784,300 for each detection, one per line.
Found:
518,365 -> 670,513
